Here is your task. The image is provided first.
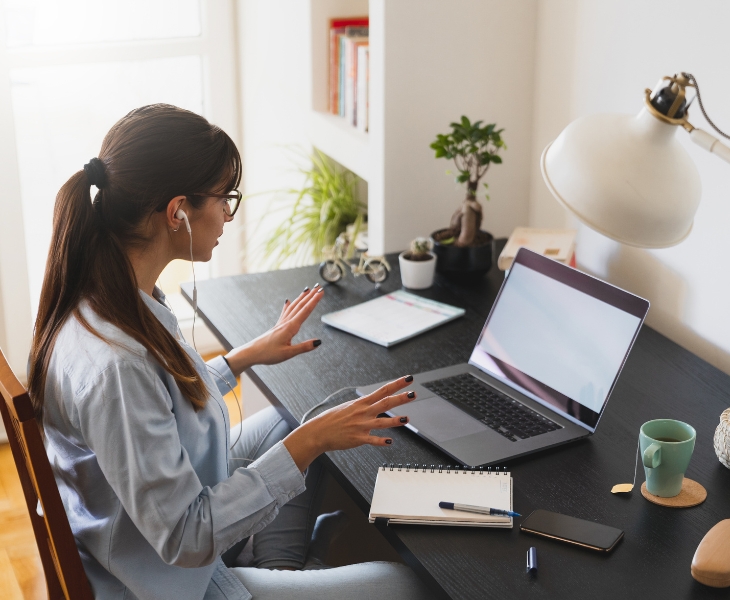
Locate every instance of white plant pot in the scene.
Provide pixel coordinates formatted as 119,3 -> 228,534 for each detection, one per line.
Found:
399,252 -> 436,289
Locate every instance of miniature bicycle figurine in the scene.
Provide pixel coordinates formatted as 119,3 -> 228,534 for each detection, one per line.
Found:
319,234 -> 390,285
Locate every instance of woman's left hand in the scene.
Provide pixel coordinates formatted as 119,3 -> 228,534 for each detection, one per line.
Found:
223,285 -> 325,375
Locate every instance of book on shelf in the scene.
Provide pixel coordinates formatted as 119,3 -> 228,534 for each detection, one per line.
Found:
345,36 -> 368,125
356,45 -> 369,132
498,227 -> 577,271
329,18 -> 368,115
328,17 -> 369,131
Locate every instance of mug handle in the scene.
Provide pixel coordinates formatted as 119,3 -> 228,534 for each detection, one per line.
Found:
643,443 -> 662,469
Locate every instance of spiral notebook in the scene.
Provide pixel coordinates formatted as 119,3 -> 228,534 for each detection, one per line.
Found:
369,464 -> 513,528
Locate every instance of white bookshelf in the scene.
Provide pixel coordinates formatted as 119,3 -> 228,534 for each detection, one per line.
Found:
306,110 -> 369,180
306,0 -> 539,256
241,1 -> 539,259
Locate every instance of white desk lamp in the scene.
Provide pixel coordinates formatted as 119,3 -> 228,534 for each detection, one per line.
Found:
541,73 -> 730,248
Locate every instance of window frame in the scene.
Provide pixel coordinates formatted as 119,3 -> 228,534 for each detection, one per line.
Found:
0,0 -> 242,378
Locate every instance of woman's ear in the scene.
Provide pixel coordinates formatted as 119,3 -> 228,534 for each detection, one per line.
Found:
166,196 -> 188,230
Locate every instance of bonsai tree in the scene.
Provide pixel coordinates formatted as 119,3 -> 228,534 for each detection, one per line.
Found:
430,116 -> 505,247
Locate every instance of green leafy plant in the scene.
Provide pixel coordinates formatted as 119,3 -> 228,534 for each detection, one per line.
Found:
430,116 -> 505,247
261,149 -> 366,268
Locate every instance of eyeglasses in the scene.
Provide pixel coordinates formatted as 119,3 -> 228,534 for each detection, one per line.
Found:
186,190 -> 242,217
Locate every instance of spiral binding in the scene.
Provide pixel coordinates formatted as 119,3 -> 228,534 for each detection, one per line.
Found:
381,463 -> 510,475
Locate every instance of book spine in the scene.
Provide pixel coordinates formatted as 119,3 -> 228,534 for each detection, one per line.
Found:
345,38 -> 356,125
356,45 -> 369,132
339,36 -> 346,117
329,27 -> 342,114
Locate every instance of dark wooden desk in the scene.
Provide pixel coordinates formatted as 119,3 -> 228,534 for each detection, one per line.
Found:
183,247 -> 730,600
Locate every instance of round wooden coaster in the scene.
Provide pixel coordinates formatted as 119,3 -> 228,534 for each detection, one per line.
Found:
641,478 -> 707,508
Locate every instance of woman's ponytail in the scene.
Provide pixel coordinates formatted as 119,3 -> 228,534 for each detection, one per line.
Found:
29,168 -> 101,422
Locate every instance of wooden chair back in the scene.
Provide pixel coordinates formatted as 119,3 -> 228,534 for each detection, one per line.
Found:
0,348 -> 93,599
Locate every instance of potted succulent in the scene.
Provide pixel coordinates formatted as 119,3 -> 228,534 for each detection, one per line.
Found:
399,237 -> 436,289
430,116 -> 506,279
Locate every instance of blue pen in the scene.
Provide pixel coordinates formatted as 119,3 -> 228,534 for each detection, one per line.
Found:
439,501 -> 521,518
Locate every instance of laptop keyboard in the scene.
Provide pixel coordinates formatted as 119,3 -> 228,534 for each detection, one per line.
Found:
422,373 -> 562,442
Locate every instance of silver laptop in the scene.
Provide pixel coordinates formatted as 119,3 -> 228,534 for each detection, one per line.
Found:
357,247 -> 650,467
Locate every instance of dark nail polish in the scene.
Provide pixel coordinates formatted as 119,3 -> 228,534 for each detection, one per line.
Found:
303,287 -> 309,293
405,375 -> 413,383
313,282 -> 320,288
285,298 -> 289,304
385,439 -> 393,445
407,391 -> 415,399
399,417 -> 408,423
313,339 -> 322,347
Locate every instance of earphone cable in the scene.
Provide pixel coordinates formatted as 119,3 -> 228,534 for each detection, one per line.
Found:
180,215 -> 243,451
206,362 -> 244,451
188,225 -> 198,352
300,387 -> 358,425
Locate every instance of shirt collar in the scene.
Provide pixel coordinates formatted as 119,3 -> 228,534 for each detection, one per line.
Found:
139,286 -> 179,336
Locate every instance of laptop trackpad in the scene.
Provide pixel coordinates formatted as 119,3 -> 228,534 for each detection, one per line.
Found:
393,397 -> 488,443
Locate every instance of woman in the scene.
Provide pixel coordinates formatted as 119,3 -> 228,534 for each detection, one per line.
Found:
29,104 -> 429,599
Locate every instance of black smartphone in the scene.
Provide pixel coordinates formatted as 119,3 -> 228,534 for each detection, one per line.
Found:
520,509 -> 624,552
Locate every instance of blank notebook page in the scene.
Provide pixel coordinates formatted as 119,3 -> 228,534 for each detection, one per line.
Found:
369,467 -> 513,527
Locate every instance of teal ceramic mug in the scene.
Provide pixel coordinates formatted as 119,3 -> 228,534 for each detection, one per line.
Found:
640,419 -> 696,497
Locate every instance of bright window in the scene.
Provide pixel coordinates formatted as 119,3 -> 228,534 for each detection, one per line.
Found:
4,0 -> 201,47
0,0 -> 240,374
11,56 -> 206,312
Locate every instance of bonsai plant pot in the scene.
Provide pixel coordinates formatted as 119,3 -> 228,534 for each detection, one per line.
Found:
430,228 -> 494,280
399,251 -> 437,289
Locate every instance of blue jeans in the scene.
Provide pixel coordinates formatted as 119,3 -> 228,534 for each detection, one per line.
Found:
225,406 -> 325,569
224,407 -> 432,599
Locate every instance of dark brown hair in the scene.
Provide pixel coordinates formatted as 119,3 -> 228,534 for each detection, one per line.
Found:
28,104 -> 241,422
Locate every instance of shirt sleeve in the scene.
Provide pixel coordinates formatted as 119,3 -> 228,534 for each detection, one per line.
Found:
75,359 -> 305,568
205,355 -> 238,398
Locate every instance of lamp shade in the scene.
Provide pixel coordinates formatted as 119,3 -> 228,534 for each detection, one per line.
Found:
541,108 -> 702,248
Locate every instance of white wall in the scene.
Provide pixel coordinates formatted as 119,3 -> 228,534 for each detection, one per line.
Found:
239,0 -> 314,271
374,0 -> 538,253
529,0 -> 730,374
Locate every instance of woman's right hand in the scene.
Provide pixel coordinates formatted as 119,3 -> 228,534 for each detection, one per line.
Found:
283,376 -> 416,472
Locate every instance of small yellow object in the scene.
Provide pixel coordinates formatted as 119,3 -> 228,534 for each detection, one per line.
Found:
611,483 -> 634,494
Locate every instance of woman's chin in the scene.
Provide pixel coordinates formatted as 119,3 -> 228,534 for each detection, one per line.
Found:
193,251 -> 215,263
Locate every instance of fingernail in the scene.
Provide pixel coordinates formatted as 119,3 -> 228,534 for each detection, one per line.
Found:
285,298 -> 289,304
407,391 -> 415,399
303,287 -> 309,293
399,417 -> 408,423
313,339 -> 322,347
405,375 -> 413,383
385,439 -> 393,445
313,282 -> 320,288
317,287 -> 324,293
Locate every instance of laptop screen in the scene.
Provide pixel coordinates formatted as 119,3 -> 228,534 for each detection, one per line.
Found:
469,248 -> 649,431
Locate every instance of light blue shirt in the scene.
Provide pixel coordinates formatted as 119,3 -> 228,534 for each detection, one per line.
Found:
42,288 -> 305,599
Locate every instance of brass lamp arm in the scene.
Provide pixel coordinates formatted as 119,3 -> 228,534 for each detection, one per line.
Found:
643,73 -> 730,165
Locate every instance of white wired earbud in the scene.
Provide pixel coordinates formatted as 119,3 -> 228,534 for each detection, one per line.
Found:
174,207 -> 243,451
175,208 -> 191,234
175,208 -> 197,315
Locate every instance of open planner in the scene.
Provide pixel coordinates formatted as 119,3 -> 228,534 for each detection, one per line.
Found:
369,464 -> 513,527
321,290 -> 465,347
